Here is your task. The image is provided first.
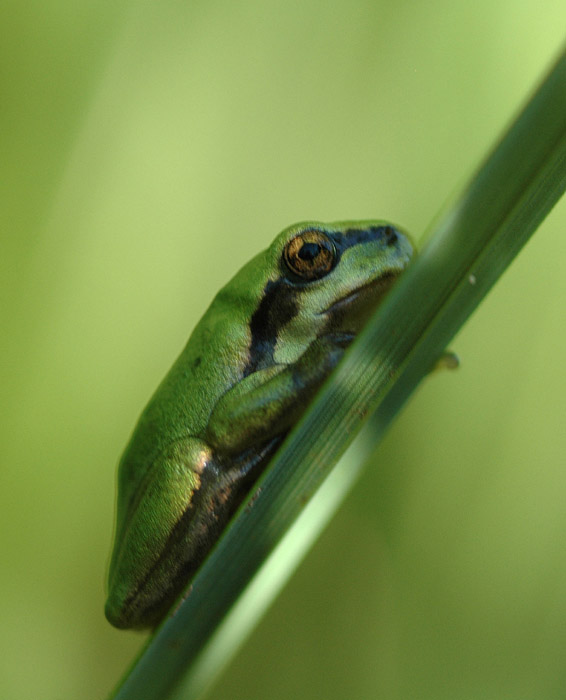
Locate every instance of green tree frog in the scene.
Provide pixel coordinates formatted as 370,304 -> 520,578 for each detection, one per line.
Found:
105,220 -> 413,629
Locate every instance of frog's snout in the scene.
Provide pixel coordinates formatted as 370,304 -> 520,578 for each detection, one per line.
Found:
385,224 -> 414,264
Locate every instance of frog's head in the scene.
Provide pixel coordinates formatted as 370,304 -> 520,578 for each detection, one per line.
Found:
246,221 -> 414,366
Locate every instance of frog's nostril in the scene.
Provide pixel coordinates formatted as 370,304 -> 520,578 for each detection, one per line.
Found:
383,226 -> 399,246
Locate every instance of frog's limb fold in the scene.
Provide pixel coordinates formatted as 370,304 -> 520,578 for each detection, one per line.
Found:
205,333 -> 353,455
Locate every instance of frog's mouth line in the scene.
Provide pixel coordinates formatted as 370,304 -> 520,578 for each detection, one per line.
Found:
320,272 -> 399,315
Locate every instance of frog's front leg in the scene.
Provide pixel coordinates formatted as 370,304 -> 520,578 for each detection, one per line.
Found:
205,332 -> 353,454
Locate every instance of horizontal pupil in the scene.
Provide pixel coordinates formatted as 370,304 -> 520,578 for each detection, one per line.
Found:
298,242 -> 321,262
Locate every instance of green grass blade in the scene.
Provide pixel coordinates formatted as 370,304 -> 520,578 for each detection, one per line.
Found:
110,47 -> 566,700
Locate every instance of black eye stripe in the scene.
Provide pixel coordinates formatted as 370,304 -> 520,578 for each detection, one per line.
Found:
243,278 -> 299,376
328,225 -> 399,252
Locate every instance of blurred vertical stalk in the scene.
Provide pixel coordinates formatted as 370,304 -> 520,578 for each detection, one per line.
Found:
110,47 -> 566,700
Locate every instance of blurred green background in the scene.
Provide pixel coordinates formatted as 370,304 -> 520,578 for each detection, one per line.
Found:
2,1 -> 566,698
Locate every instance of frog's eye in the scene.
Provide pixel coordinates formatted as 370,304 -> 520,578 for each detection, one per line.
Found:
283,230 -> 337,281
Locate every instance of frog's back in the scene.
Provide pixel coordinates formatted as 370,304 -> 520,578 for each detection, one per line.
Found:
120,296 -> 251,480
